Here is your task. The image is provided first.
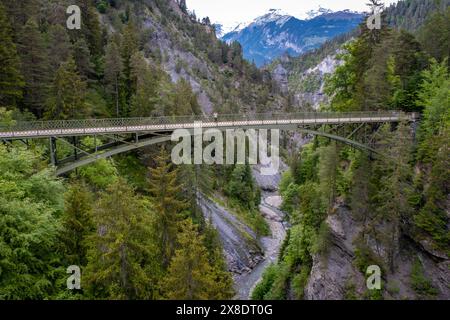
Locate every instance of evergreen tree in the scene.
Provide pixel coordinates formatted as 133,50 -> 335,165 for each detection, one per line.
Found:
372,123 -> 414,271
0,144 -> 65,299
0,3 -> 24,109
318,143 -> 339,211
73,38 -> 95,81
47,24 -> 72,74
162,219 -> 232,300
46,56 -> 88,119
121,21 -> 139,110
148,147 -> 188,267
418,8 -> 450,64
60,182 -> 94,267
178,0 -> 188,13
129,51 -> 160,117
85,179 -> 161,299
104,39 -> 123,116
0,0 -> 38,37
19,19 -> 51,116
170,78 -> 201,115
226,164 -> 260,209
77,0 -> 103,56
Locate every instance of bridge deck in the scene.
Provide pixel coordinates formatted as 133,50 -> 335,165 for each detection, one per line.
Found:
0,112 -> 416,140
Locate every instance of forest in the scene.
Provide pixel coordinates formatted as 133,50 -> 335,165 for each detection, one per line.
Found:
254,3 -> 449,300
0,0 -> 449,300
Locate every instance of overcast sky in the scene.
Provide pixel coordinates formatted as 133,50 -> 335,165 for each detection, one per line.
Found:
186,0 -> 399,28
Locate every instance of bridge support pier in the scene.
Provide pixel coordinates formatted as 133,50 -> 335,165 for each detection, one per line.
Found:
49,137 -> 57,166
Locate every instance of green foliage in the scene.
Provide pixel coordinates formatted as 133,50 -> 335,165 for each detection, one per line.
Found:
410,258 -> 439,299
148,147 -> 188,266
251,264 -> 279,300
226,164 -> 260,210
418,7 -> 450,64
85,179 -> 161,299
326,26 -> 426,112
353,245 -> 384,275
162,219 -> 234,300
46,57 -> 89,119
0,3 -> 24,109
60,181 -> 94,266
19,18 -> 51,117
311,222 -> 332,255
0,145 -> 64,299
291,266 -> 311,299
0,107 -> 16,128
76,158 -> 119,190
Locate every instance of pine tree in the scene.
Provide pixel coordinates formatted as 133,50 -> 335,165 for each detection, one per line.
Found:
148,147 -> 188,267
73,38 -> 95,81
46,56 -> 88,119
60,182 -> 94,267
0,144 -> 65,299
226,164 -> 260,209
162,219 -> 231,300
372,123 -> 414,271
85,179 -> 161,299
0,3 -> 24,109
0,0 -> 38,36
77,0 -> 103,57
318,143 -> 340,211
178,164 -> 215,224
129,51 -> 160,117
47,24 -> 72,74
19,19 -> 51,116
170,78 -> 201,115
121,21 -> 139,110
418,8 -> 450,64
104,39 -> 123,116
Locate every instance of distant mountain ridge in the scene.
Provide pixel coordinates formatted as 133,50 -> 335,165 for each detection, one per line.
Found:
221,9 -> 364,66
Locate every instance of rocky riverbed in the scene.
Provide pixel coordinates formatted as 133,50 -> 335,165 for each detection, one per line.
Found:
233,192 -> 286,299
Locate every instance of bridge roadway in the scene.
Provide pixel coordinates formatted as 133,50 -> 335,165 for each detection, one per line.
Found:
0,111 -> 417,140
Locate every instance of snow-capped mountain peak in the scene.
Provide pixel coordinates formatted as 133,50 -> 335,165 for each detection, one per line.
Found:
303,6 -> 334,20
221,8 -> 364,67
253,8 -> 292,26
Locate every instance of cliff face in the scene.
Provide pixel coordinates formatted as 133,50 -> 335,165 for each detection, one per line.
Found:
101,0 -> 288,116
305,204 -> 450,300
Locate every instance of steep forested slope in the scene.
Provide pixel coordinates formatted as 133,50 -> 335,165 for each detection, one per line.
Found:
254,1 -> 450,300
268,0 -> 450,110
0,0 -> 282,300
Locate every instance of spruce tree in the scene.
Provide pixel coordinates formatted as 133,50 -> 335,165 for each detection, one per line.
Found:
104,39 -> 123,116
148,147 -> 188,267
129,51 -> 160,117
47,24 -> 72,74
121,21 -> 139,110
60,182 -> 94,267
162,219 -> 231,300
0,3 -> 24,109
73,38 -> 95,81
46,56 -> 88,119
19,19 -> 51,117
85,179 -> 161,299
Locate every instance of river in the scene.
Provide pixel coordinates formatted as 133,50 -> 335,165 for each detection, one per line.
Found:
233,191 -> 287,300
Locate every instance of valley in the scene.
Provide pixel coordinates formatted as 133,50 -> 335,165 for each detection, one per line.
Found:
0,0 -> 448,301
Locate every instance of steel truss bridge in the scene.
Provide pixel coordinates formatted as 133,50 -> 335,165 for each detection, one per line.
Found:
0,111 -> 419,175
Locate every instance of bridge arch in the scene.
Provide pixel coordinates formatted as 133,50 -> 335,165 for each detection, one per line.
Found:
0,112 -> 417,176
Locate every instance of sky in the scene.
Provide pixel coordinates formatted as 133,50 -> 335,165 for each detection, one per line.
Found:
186,0 -> 399,29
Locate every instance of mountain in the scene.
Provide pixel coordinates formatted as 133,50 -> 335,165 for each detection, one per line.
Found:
268,0 -> 450,110
222,9 -> 364,67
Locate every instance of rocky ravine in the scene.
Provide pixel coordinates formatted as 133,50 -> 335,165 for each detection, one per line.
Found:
305,204 -> 450,300
199,163 -> 288,300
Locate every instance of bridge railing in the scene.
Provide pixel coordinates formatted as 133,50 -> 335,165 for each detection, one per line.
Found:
0,111 -> 414,133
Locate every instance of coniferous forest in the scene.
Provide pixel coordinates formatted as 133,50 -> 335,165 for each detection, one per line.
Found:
0,0 -> 449,302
